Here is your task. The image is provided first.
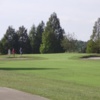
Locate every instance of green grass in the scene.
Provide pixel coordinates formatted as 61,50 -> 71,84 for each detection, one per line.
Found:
0,53 -> 100,100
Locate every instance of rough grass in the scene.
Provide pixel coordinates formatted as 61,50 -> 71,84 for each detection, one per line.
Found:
0,53 -> 100,100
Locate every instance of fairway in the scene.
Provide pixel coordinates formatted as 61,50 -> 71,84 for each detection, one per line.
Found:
0,53 -> 100,100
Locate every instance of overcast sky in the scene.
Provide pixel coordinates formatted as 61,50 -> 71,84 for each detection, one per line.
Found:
0,0 -> 100,41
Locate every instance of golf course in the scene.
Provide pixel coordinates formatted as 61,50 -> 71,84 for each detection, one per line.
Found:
0,53 -> 100,100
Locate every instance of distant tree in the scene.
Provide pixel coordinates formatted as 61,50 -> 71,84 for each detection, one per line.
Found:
0,41 -> 3,54
29,25 -> 36,53
0,37 -> 8,54
61,33 -> 87,53
61,33 -> 76,52
17,26 -> 31,54
87,18 -> 100,53
75,40 -> 87,53
91,18 -> 100,41
86,40 -> 95,53
37,21 -> 44,53
40,12 -> 65,53
29,21 -> 44,53
0,26 -> 18,54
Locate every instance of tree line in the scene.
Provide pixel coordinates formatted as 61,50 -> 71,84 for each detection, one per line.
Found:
0,12 -> 86,54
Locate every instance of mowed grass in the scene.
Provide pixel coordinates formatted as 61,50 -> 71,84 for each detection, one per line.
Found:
0,53 -> 100,100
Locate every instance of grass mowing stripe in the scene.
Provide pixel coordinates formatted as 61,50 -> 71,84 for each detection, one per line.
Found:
0,53 -> 100,100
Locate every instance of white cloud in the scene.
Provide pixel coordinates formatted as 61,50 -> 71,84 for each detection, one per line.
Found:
0,0 -> 100,41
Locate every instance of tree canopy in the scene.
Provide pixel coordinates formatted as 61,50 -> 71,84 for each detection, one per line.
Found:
0,12 -> 86,54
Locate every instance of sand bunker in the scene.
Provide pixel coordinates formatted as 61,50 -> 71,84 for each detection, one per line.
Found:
87,57 -> 100,60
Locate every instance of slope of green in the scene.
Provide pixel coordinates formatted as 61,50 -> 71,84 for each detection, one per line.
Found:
0,53 -> 100,100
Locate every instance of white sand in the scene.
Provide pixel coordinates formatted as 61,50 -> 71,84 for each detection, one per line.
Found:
87,57 -> 100,60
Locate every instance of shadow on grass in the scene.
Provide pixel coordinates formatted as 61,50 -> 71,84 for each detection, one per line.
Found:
0,67 -> 60,71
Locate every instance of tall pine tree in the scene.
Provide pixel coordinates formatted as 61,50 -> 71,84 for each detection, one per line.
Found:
29,25 -> 37,53
40,12 -> 65,53
29,21 -> 44,53
17,26 -> 31,54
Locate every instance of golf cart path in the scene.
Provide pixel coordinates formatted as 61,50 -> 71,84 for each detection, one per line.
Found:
0,87 -> 49,100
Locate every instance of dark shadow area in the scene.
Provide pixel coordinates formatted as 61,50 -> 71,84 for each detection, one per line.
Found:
0,67 -> 60,71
